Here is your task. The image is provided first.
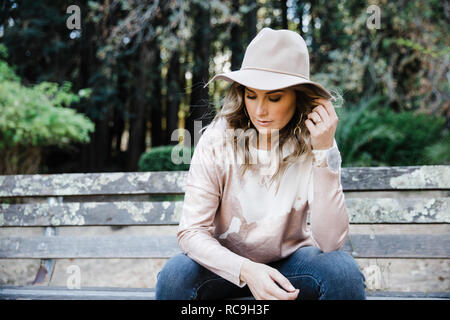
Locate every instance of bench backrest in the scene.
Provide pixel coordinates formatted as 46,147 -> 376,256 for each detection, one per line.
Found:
0,166 -> 449,260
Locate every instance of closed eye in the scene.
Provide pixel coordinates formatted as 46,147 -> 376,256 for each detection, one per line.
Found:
246,96 -> 281,102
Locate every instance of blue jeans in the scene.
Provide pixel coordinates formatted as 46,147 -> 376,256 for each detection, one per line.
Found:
155,246 -> 366,300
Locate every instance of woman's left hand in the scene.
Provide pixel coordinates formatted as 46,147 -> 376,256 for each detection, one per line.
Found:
304,98 -> 338,150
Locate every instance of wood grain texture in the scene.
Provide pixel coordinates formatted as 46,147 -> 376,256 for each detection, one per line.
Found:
0,171 -> 187,197
1,165 -> 449,300
0,165 -> 448,198
1,234 -> 448,259
1,197 -> 448,227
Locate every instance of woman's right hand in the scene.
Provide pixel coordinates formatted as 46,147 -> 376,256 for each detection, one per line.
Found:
240,260 -> 299,300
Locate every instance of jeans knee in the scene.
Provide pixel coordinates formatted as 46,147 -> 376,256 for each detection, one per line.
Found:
318,250 -> 366,300
155,253 -> 199,300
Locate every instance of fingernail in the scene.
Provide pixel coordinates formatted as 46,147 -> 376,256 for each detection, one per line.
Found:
289,285 -> 295,291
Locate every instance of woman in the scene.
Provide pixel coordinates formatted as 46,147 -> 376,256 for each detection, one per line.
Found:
156,28 -> 366,300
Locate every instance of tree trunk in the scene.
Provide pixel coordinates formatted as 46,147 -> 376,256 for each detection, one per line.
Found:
150,40 -> 163,148
186,2 -> 212,140
95,110 -> 112,171
309,0 -> 318,68
281,0 -> 288,29
166,50 -> 181,145
127,41 -> 152,171
244,0 -> 258,48
0,146 -> 41,174
297,1 -> 304,36
230,0 -> 243,71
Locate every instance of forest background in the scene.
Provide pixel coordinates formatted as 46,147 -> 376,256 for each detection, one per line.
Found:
0,0 -> 448,175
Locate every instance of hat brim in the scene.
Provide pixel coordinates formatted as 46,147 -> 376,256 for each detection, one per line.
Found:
204,69 -> 332,99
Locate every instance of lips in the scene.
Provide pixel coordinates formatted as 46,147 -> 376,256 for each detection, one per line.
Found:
255,119 -> 273,126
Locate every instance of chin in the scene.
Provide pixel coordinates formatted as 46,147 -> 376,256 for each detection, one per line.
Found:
257,125 -> 280,134
255,127 -> 270,135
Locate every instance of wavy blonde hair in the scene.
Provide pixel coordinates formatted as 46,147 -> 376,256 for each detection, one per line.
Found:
202,82 -> 339,193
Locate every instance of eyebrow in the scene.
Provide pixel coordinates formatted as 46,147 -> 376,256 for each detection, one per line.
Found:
245,88 -> 285,94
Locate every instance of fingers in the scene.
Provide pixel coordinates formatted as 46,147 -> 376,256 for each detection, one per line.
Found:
268,270 -> 299,300
267,283 -> 298,300
304,118 -> 318,135
309,105 -> 330,125
270,269 -> 296,292
305,109 -> 324,136
315,98 -> 337,118
306,102 -> 338,134
311,98 -> 339,126
307,110 -> 324,124
255,284 -> 297,300
247,263 -> 300,300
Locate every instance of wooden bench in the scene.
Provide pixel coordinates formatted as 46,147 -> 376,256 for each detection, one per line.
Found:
0,165 -> 449,300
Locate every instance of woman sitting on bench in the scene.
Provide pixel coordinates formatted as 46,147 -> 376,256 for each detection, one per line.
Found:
156,28 -> 366,300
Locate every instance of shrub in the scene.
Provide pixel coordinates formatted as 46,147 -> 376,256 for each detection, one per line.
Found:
138,145 -> 194,172
0,44 -> 95,174
336,96 -> 448,166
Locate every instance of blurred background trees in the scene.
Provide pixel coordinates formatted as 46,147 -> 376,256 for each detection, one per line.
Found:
0,44 -> 94,174
0,0 -> 448,174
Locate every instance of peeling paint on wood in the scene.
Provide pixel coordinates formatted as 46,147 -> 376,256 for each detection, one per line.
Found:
347,197 -> 449,223
0,166 -> 449,299
0,166 -> 449,198
341,165 -> 450,190
0,201 -> 184,226
389,166 -> 450,189
0,172 -> 188,197
1,197 -> 447,227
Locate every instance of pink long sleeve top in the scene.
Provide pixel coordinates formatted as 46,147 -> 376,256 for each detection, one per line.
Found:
177,117 -> 349,287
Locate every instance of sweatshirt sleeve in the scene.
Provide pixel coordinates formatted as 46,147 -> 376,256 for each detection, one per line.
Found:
177,129 -> 250,287
308,138 -> 349,252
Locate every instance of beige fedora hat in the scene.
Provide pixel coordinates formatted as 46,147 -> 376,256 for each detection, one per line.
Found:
204,27 -> 332,98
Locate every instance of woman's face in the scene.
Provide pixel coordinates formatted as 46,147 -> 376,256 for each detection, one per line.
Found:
244,86 -> 296,135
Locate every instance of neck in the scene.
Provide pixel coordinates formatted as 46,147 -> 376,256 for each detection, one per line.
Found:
257,133 -> 271,150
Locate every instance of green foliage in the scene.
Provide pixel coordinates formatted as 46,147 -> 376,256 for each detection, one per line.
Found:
313,0 -> 449,112
0,45 -> 19,83
422,133 -> 450,165
138,145 -> 194,172
1,1 -> 448,173
336,96 -> 449,167
0,44 -> 95,149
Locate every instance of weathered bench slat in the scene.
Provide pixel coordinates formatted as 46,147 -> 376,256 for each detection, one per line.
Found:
0,286 -> 449,300
341,165 -> 450,190
0,165 -> 448,198
0,286 -> 156,300
0,201 -> 185,226
0,172 -> 187,197
348,234 -> 450,258
1,234 -> 449,259
1,197 -> 448,227
0,235 -> 180,258
346,197 -> 449,223
1,165 -> 449,300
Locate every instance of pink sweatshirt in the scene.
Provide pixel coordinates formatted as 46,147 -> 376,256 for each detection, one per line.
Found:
177,118 -> 349,287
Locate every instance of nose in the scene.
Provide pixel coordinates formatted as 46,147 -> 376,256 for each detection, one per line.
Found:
255,99 -> 269,118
